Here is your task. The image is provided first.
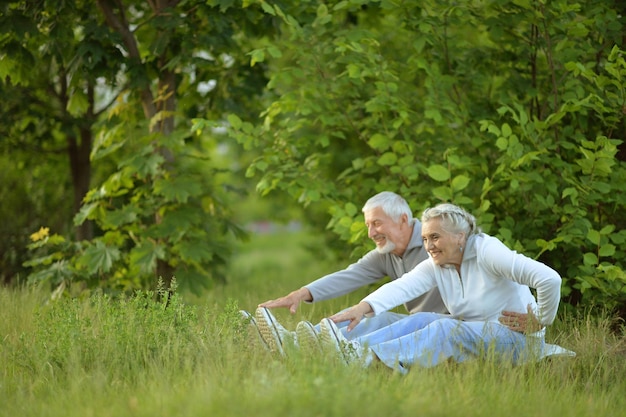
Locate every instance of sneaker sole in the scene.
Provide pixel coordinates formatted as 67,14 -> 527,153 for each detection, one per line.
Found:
255,307 -> 285,356
319,318 -> 348,364
240,310 -> 270,352
296,321 -> 321,354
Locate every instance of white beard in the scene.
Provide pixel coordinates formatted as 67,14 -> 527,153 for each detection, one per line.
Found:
376,239 -> 396,254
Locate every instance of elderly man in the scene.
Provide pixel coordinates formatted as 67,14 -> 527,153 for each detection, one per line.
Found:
242,191 -> 447,355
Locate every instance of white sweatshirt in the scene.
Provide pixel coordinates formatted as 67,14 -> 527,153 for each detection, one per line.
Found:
362,233 -> 562,326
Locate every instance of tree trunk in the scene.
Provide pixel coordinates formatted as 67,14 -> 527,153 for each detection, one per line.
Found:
67,126 -> 93,241
154,66 -> 177,290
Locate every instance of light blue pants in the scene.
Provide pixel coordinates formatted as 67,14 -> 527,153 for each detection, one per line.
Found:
354,312 -> 543,373
314,311 -> 409,340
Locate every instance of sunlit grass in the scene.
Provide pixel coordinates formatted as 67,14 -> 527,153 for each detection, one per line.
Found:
203,229 -> 367,323
1,231 -> 625,417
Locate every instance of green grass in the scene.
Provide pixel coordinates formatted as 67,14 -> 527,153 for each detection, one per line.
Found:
1,231 -> 625,417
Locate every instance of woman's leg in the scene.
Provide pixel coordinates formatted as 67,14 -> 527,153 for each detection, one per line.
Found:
319,311 -> 437,340
336,311 -> 408,340
355,312 -> 449,346
370,319 -> 534,373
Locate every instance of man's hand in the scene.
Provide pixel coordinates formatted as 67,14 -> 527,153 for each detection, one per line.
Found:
258,287 -> 313,314
329,302 -> 373,332
499,304 -> 543,334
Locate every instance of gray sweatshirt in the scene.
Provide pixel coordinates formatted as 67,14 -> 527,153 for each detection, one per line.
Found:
305,220 -> 448,314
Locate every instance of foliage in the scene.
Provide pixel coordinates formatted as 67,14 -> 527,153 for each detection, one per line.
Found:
0,0 -> 111,280
4,0 -> 278,293
4,0 -> 626,314
28,280 -> 203,375
23,126 -> 248,293
0,152 -> 72,285
201,0 -> 626,315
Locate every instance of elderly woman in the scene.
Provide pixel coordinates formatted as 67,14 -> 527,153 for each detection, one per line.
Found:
319,203 -> 573,372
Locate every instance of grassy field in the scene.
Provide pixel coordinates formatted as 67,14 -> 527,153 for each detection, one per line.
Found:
1,230 -> 625,417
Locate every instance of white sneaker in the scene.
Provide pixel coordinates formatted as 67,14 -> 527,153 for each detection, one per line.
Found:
296,321 -> 321,354
319,318 -> 373,367
239,310 -> 269,352
254,307 -> 296,356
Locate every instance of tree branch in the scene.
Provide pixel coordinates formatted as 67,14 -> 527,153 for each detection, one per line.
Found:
96,0 -> 141,61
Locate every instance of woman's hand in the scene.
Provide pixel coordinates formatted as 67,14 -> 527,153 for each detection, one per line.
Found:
499,304 -> 543,334
329,302 -> 373,332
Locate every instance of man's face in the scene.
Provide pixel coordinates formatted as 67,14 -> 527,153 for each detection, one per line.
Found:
364,206 -> 405,254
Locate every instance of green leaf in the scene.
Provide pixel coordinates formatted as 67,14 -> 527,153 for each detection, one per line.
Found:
249,49 -> 265,66
78,241 -> 121,274
129,241 -> 166,275
599,244 -> 616,257
267,46 -> 282,58
173,267 -> 211,293
317,3 -> 328,17
496,137 -> 508,150
451,174 -> 470,191
227,114 -> 242,129
432,185 -> 452,201
345,202 -> 358,216
368,133 -> 390,151
583,252 -> 598,266
600,225 -> 615,235
424,108 -> 442,123
587,229 -> 601,245
501,123 -> 512,137
74,202 -> 100,226
304,189 -> 321,202
66,90 -> 89,117
154,176 -> 203,203
260,2 -> 276,15
123,152 -> 164,179
255,160 -> 268,172
152,206 -> 201,239
26,260 -> 72,284
562,187 -> 578,202
487,124 -> 501,136
175,240 -> 214,264
427,164 -> 450,181
333,1 -> 349,10
377,152 -> 397,166
347,64 -> 361,78
103,205 -> 138,229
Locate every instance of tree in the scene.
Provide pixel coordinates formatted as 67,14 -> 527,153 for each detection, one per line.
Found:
8,0 -> 277,293
0,0 -> 122,242
214,0 -> 626,316
0,0 -> 123,283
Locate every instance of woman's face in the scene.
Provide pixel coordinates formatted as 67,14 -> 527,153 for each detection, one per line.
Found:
421,217 -> 464,266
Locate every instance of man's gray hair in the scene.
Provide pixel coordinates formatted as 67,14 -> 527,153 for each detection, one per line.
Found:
362,191 -> 413,223
421,203 -> 480,236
